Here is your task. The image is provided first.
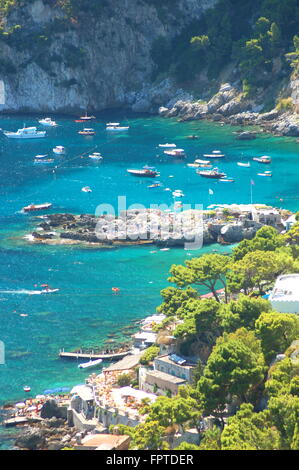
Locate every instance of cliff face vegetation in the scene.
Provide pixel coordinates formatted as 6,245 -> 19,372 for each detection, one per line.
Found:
0,0 -> 298,113
0,0 -> 217,112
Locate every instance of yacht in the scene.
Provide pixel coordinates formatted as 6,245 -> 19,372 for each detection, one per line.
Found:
38,117 -> 57,127
127,166 -> 159,177
3,126 -> 46,139
197,167 -> 226,179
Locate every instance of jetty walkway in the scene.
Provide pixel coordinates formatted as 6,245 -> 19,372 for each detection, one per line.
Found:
59,349 -> 130,361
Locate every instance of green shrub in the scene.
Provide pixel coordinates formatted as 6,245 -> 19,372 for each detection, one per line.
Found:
139,345 -> 160,365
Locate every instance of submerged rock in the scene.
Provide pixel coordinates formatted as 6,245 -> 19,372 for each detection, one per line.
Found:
15,428 -> 46,450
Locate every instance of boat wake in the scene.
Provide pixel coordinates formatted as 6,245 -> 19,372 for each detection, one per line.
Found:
0,289 -> 43,295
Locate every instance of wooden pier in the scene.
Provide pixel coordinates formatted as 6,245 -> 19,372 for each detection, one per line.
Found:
59,349 -> 130,361
3,416 -> 43,427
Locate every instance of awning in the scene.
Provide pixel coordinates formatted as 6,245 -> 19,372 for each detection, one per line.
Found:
70,385 -> 94,401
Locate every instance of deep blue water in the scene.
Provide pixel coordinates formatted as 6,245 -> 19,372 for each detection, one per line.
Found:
0,111 -> 298,447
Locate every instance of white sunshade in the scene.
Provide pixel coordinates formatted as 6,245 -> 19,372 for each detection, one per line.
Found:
70,384 -> 94,401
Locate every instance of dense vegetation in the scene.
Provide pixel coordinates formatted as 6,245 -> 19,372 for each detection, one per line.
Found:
151,0 -> 299,102
113,218 -> 299,450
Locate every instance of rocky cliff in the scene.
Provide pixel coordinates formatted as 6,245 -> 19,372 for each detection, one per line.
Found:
0,0 -> 216,113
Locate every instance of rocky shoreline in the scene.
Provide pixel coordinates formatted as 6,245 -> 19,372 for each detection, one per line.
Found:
23,205 -> 291,248
158,82 -> 299,138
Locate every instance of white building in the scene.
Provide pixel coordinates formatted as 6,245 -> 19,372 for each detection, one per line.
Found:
269,274 -> 299,314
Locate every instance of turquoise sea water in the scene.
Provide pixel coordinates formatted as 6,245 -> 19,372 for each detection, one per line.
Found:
0,111 -> 298,447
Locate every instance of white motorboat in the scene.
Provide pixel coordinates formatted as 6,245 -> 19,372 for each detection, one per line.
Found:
78,112 -> 95,121
159,143 -> 176,148
88,152 -> 103,160
127,166 -> 159,177
34,154 -> 54,164
38,117 -> 57,127
195,159 -> 211,164
78,358 -> 103,369
81,186 -> 92,192
41,288 -> 59,294
164,148 -> 186,158
53,146 -> 65,155
237,162 -> 250,167
3,126 -> 46,139
23,386 -> 31,392
257,171 -> 272,177
106,123 -> 129,131
172,189 -> 184,197
203,150 -> 225,158
78,128 -> 95,136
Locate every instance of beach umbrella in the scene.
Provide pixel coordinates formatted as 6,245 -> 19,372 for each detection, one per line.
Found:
15,402 -> 26,408
35,395 -> 45,400
27,406 -> 37,412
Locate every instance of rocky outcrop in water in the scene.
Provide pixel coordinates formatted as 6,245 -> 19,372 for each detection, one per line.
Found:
26,205 -> 288,248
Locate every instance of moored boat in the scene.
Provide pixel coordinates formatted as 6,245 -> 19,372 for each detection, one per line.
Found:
78,358 -> 103,369
23,386 -> 31,392
34,155 -> 54,164
3,126 -> 46,139
159,143 -> 176,148
106,122 -> 129,131
257,171 -> 272,177
253,156 -> 272,164
164,148 -> 186,158
38,117 -> 57,127
88,152 -> 103,160
197,167 -> 226,179
53,146 -> 65,155
127,166 -> 159,177
23,203 -> 52,213
237,162 -> 250,167
172,189 -> 184,197
203,150 -> 225,158
79,112 -> 95,121
81,186 -> 92,192
148,181 -> 161,188
78,128 -> 95,136
195,159 -> 211,164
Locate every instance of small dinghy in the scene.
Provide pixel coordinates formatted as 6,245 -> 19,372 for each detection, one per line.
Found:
257,171 -> 272,177
53,146 -> 65,155
237,162 -> 250,167
78,358 -> 103,369
159,143 -> 176,148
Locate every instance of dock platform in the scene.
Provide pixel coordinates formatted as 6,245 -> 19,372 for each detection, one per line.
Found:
59,349 -> 130,361
3,416 -> 43,427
